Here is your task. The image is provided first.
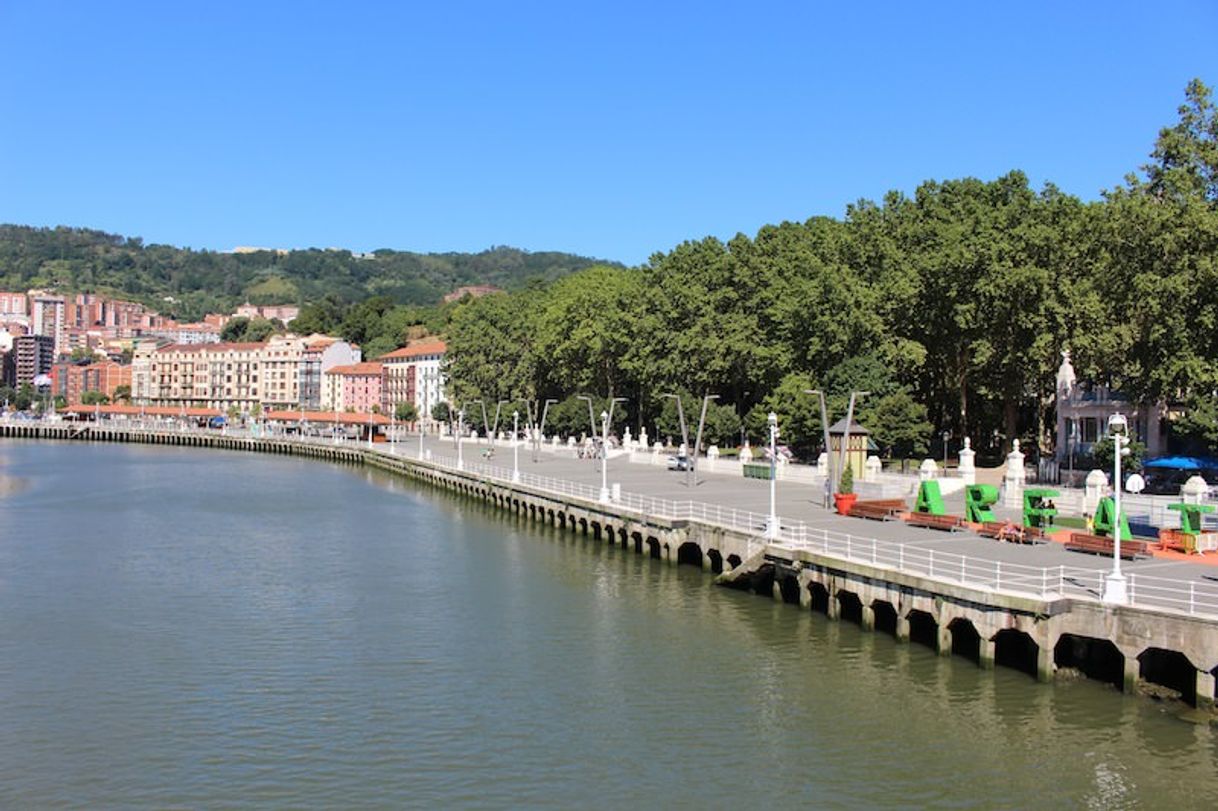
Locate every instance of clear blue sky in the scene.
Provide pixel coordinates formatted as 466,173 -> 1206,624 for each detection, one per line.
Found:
1,1 -> 1215,265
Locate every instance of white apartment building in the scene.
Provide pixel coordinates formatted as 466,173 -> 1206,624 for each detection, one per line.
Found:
378,339 -> 446,422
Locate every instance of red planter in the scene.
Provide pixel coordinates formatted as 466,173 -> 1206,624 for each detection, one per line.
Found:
834,493 -> 858,516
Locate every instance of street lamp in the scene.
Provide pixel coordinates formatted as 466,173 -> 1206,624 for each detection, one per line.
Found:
766,411 -> 779,539
457,408 -> 465,470
942,430 -> 951,471
838,391 -> 868,494
1102,413 -> 1131,604
598,397 -> 627,502
805,389 -> 834,508
575,395 -> 597,441
512,409 -> 520,482
531,398 -> 557,462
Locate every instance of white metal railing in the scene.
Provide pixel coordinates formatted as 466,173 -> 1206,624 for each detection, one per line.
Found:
15,420 -> 1218,619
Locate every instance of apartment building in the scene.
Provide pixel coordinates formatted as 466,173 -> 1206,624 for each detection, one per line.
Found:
378,339 -> 446,421
51,360 -> 132,403
299,337 -> 361,410
321,362 -> 383,414
30,293 -> 66,358
130,335 -> 361,414
9,334 -> 55,387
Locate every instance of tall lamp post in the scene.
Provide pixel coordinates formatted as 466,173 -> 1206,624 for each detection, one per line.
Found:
598,397 -> 627,502
942,430 -> 951,471
456,408 -> 465,470
1102,413 -> 1131,604
805,389 -> 834,507
576,395 -> 597,441
766,411 -> 779,539
838,391 -> 868,494
512,409 -> 521,482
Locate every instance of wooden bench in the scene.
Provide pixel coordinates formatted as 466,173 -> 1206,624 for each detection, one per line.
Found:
847,499 -> 907,521
905,512 -> 964,532
978,521 -> 1025,542
1065,532 -> 1150,560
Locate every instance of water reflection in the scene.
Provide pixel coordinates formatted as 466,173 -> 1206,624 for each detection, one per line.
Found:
0,441 -> 1214,809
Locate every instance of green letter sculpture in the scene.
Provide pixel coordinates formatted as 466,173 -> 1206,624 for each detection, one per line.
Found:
964,484 -> 999,523
915,480 -> 947,516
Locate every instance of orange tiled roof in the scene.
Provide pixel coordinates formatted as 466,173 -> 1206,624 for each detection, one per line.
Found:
60,403 -> 223,418
326,361 -> 383,376
378,339 -> 446,361
155,341 -> 265,353
264,410 -> 390,425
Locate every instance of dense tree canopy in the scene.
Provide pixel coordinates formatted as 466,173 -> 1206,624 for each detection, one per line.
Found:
442,80 -> 1218,459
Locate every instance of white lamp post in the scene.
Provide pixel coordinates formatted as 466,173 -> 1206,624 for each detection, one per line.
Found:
767,411 -> 779,539
599,409 -> 610,502
456,408 -> 465,470
1102,413 -> 1130,604
419,407 -> 426,459
512,410 -> 520,482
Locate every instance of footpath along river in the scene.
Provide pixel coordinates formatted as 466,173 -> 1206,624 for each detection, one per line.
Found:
1,441 -> 1216,808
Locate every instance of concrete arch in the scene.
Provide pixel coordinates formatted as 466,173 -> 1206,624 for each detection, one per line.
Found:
591,521 -> 602,540
630,531 -> 643,552
871,600 -> 899,636
907,610 -> 939,651
645,537 -> 662,560
807,582 -> 830,615
726,553 -> 742,570
836,590 -> 864,625
578,517 -> 588,535
1053,634 -> 1125,691
677,542 -> 703,568
776,572 -> 801,605
1138,648 -> 1199,705
994,629 -> 1041,679
617,527 -> 628,548
947,618 -> 981,664
706,548 -> 724,575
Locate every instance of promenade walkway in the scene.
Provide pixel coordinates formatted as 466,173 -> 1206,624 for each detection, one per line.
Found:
394,434 -> 1218,618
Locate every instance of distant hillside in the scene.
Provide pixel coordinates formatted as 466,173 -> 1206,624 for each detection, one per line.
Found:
0,225 -> 620,321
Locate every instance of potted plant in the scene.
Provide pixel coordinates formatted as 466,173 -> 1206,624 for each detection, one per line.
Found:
834,463 -> 858,516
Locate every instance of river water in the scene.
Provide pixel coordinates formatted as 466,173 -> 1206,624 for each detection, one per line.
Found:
1,441 -> 1215,808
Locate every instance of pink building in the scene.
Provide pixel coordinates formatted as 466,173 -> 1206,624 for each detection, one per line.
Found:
322,362 -> 383,414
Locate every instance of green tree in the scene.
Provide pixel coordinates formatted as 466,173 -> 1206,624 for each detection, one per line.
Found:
220,316 -> 249,342
113,384 -> 131,403
1142,78 -> 1218,205
395,402 -> 419,422
431,401 -> 451,423
80,391 -> 110,405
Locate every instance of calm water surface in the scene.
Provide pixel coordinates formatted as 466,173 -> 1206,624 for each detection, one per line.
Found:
1,441 -> 1216,808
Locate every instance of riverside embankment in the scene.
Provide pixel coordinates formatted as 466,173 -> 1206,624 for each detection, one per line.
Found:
5,420 -> 1218,711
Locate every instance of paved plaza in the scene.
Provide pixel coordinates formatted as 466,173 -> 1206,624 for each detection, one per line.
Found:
392,434 -> 1218,599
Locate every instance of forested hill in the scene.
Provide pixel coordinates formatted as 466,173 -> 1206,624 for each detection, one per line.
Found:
0,224 -> 619,320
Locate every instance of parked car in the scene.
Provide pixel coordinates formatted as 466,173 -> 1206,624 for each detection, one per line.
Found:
667,454 -> 693,471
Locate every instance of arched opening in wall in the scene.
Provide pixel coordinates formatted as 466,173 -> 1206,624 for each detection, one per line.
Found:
1053,634 -> 1124,690
872,601 -> 898,635
948,618 -> 981,664
617,528 -> 628,548
836,591 -> 863,624
778,573 -> 801,604
907,610 -> 938,651
556,511 -> 566,530
994,629 -> 1039,678
591,522 -> 602,540
568,514 -> 577,531
706,549 -> 724,575
646,538 -> 662,560
808,582 -> 830,615
578,517 -> 588,535
677,542 -> 703,568
1138,648 -> 1197,705
631,531 -> 643,551
749,563 -> 775,597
